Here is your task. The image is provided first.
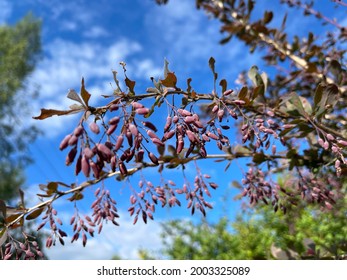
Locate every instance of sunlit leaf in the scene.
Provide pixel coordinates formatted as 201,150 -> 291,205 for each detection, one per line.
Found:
67,89 -> 83,104
238,86 -> 248,101
68,192 -> 84,201
80,77 -> 91,107
0,228 -> 7,247
5,213 -> 22,224
248,65 -> 264,88
47,182 -> 58,195
281,92 -> 307,117
160,72 -> 177,88
125,77 -> 136,95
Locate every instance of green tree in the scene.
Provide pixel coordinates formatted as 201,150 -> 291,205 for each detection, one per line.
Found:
0,13 -> 42,259
140,179 -> 346,260
0,13 -> 41,201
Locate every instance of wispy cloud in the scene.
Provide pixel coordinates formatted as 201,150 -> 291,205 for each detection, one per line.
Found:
145,0 -> 261,90
29,38 -> 161,138
83,26 -> 110,38
44,211 -> 163,260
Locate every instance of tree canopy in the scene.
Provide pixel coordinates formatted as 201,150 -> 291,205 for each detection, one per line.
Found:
138,179 -> 347,260
0,13 -> 42,259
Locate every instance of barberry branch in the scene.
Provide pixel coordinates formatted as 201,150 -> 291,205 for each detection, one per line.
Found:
6,151 -> 286,229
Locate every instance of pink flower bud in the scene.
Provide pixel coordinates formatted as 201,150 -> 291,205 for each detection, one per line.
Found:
89,122 -> 100,134
106,124 -> 117,135
148,152 -> 159,165
338,140 -> 347,146
132,102 -> 144,109
186,130 -> 197,143
115,135 -> 124,151
81,155 -> 90,177
223,89 -> 233,96
73,125 -> 84,137
271,145 -> 276,155
184,116 -> 195,124
164,116 -> 172,132
59,134 -> 72,150
128,123 -> 138,136
108,116 -> 120,125
83,147 -> 94,159
147,130 -> 159,139
68,135 -> 78,146
152,138 -> 165,146
326,134 -> 335,141
212,105 -> 219,113
135,107 -> 150,115
234,100 -> 246,105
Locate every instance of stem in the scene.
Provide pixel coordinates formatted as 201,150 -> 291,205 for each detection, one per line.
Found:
6,152 -> 284,228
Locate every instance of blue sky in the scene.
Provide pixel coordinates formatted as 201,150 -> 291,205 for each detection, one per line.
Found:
1,0 -> 346,260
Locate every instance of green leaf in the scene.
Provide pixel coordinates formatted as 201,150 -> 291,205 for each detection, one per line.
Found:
328,60 -> 342,80
252,85 -> 264,101
208,57 -> 216,74
263,11 -> 273,24
283,92 -> 307,117
219,34 -> 233,44
0,200 -> 6,219
253,152 -> 266,164
209,57 -> 218,88
68,192 -> 84,201
313,84 -> 324,109
314,83 -> 339,119
238,86 -> 248,101
324,84 -> 339,110
26,207 -> 44,220
0,228 -> 8,247
248,65 -> 264,88
167,145 -> 177,156
47,182 -> 58,195
219,79 -> 227,93
281,13 -> 288,31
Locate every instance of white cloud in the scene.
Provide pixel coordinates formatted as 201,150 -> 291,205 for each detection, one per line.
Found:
130,59 -> 163,80
145,0 -> 261,89
44,211 -> 163,260
83,26 -> 110,38
29,38 -> 153,138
